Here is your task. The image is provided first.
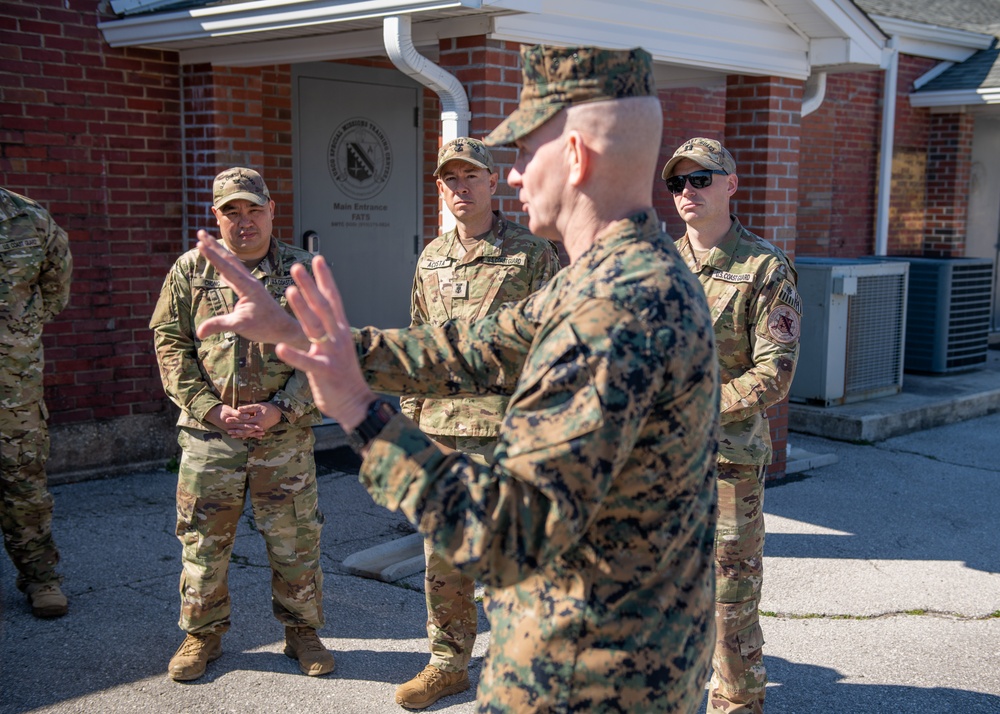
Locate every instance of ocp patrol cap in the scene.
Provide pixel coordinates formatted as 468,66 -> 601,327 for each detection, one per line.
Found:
484,44 -> 656,147
213,167 -> 270,209
433,137 -> 495,176
661,137 -> 737,179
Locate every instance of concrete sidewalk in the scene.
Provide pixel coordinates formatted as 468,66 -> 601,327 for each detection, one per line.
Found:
2,356 -> 1000,713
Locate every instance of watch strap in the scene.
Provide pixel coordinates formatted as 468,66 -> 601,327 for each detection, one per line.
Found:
347,398 -> 397,453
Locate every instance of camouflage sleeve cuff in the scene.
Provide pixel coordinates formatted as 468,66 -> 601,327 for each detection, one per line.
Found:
190,394 -> 224,424
359,414 -> 447,519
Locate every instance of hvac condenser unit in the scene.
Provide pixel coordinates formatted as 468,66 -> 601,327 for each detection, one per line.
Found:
790,258 -> 908,406
875,257 -> 993,374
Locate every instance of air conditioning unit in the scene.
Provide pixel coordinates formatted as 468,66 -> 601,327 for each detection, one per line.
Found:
790,258 -> 908,406
875,257 -> 993,374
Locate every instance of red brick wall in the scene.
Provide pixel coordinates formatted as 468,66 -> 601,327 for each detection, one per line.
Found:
925,112 -> 975,256
0,0 -> 182,425
797,71 -> 882,256
889,55 -> 939,255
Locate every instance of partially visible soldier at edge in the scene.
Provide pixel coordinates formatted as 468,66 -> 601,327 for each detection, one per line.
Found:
150,167 -> 333,682
663,137 -> 802,714
0,187 -> 73,619
395,137 -> 560,710
195,45 -> 720,713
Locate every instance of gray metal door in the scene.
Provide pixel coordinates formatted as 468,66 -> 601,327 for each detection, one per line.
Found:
294,63 -> 421,329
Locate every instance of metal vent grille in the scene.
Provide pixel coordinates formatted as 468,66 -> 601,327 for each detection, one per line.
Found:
845,272 -> 907,395
880,257 -> 993,373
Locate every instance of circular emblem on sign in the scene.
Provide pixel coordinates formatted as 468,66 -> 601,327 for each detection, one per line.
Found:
767,304 -> 801,344
328,118 -> 392,200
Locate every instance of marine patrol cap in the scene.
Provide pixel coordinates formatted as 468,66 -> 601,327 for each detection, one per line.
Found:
433,137 -> 495,176
484,44 -> 656,147
661,137 -> 737,179
213,167 -> 271,209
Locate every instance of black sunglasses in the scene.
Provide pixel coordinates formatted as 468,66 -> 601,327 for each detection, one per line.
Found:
664,169 -> 728,195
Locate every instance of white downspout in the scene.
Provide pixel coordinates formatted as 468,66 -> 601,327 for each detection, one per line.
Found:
383,14 -> 471,232
801,72 -> 827,118
875,37 -> 899,256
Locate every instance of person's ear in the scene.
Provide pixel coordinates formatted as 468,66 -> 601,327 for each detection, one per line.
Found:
566,131 -> 589,186
727,173 -> 739,197
489,171 -> 498,195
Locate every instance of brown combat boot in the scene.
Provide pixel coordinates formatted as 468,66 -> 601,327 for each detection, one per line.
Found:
168,632 -> 222,681
395,664 -> 469,710
284,625 -> 335,676
25,582 -> 68,618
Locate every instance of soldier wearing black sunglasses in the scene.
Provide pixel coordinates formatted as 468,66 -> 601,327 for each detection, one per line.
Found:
663,138 -> 802,714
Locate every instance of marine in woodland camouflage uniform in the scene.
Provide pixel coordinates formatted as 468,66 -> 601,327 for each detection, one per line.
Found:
0,187 -> 72,618
194,45 -> 720,714
663,138 -> 802,714
396,137 -> 560,707
151,168 -> 331,681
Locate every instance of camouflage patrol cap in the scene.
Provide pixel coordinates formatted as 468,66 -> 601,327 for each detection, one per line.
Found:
213,167 -> 270,209
484,44 -> 655,147
433,137 -> 495,176
661,137 -> 737,179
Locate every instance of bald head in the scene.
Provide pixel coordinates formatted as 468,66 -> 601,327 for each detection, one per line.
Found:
564,96 -> 663,214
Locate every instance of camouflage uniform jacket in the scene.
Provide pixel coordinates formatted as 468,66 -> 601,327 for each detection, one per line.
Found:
151,238 -> 321,433
400,211 -> 560,437
0,188 -> 72,409
354,209 -> 719,713
676,216 -> 801,465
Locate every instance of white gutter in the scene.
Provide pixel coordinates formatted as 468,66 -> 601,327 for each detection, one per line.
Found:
875,36 -> 899,257
383,14 -> 471,232
801,72 -> 827,117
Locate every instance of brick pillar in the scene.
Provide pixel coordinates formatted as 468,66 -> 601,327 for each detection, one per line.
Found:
725,75 -> 803,480
439,37 -> 524,220
924,112 -> 975,257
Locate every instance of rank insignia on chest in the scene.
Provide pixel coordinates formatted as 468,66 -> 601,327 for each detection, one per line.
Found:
440,280 -> 469,298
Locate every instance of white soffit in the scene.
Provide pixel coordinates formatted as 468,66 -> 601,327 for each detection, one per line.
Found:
491,0 -> 813,79
99,0 -> 486,47
870,15 -> 993,63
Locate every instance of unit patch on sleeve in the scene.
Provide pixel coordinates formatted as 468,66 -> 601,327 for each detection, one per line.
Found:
767,304 -> 800,344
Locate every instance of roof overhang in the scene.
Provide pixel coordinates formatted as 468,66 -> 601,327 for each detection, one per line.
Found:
98,0 -> 500,48
97,0 -> 886,82
870,14 -> 995,62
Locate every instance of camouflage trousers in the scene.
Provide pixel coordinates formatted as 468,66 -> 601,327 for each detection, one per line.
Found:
708,462 -> 767,714
423,434 -> 494,672
0,402 -> 61,589
175,426 -> 324,635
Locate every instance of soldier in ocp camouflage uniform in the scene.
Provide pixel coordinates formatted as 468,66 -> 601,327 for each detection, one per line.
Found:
662,138 -> 802,714
194,44 -> 720,714
0,187 -> 72,619
150,168 -> 333,682
395,137 -> 560,709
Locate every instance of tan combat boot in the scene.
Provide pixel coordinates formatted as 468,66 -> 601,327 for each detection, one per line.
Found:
25,582 -> 68,618
284,625 -> 335,676
395,664 -> 469,710
168,632 -> 222,681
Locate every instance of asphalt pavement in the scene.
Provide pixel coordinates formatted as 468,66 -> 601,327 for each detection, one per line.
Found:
2,356 -> 999,713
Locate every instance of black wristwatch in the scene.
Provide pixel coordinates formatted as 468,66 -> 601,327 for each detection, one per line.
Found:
347,398 -> 397,453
